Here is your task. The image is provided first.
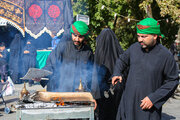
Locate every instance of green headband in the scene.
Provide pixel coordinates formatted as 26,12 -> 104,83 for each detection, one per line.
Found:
137,18 -> 164,37
70,21 -> 89,36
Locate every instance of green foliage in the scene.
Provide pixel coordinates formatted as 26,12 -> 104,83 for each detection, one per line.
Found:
139,0 -> 180,47
72,0 -> 179,51
156,0 -> 180,23
72,0 -> 89,16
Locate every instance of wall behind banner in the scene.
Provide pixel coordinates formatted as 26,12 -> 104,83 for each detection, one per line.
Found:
0,25 -> 17,48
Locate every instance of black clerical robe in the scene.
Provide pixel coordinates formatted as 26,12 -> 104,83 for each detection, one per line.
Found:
41,41 -> 94,93
113,42 -> 179,120
22,43 -> 37,84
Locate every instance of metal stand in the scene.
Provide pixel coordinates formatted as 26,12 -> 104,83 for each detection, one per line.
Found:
16,106 -> 94,120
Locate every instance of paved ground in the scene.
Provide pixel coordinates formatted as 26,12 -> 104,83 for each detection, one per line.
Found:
0,83 -> 180,120
0,83 -> 46,120
162,98 -> 180,120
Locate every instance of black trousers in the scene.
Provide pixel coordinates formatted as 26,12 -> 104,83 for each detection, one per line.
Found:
0,64 -> 8,81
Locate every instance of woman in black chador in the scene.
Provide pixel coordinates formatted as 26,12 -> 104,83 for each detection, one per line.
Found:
21,40 -> 37,86
9,33 -> 25,84
93,28 -> 125,120
0,42 -> 8,82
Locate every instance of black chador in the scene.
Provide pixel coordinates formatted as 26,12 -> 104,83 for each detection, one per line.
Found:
21,40 -> 37,85
9,34 -> 25,84
0,45 -> 8,82
93,28 -> 125,120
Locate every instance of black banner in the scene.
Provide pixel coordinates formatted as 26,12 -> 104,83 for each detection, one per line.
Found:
25,0 -> 73,39
0,0 -> 73,39
0,0 -> 25,36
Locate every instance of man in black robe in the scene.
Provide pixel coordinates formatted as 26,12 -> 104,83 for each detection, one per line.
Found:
36,21 -> 99,100
22,40 -> 37,86
0,42 -> 8,82
112,18 -> 179,120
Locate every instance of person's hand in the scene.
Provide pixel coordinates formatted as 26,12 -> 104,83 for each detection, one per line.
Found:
32,78 -> 41,82
51,32 -> 55,38
140,96 -> 153,110
92,99 -> 97,110
0,54 -> 3,57
112,76 -> 122,86
24,50 -> 30,54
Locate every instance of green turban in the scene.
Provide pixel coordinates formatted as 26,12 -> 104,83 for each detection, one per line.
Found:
137,18 -> 164,37
70,21 -> 89,36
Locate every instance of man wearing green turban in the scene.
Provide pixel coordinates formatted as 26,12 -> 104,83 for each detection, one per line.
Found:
36,21 -> 100,109
70,21 -> 89,49
112,18 -> 178,120
137,17 -> 162,36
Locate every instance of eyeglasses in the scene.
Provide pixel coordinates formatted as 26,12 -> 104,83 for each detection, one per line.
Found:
72,33 -> 84,38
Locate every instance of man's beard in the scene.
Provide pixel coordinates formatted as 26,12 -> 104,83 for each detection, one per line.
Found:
139,42 -> 147,49
73,41 -> 83,48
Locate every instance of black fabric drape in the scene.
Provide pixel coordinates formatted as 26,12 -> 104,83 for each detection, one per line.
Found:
94,28 -> 124,75
0,48 -> 8,81
21,40 -> 37,84
9,33 -> 25,84
93,28 -> 124,120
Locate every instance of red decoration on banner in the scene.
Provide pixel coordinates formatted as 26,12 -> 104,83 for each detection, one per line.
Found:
48,5 -> 60,22
28,4 -> 42,23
